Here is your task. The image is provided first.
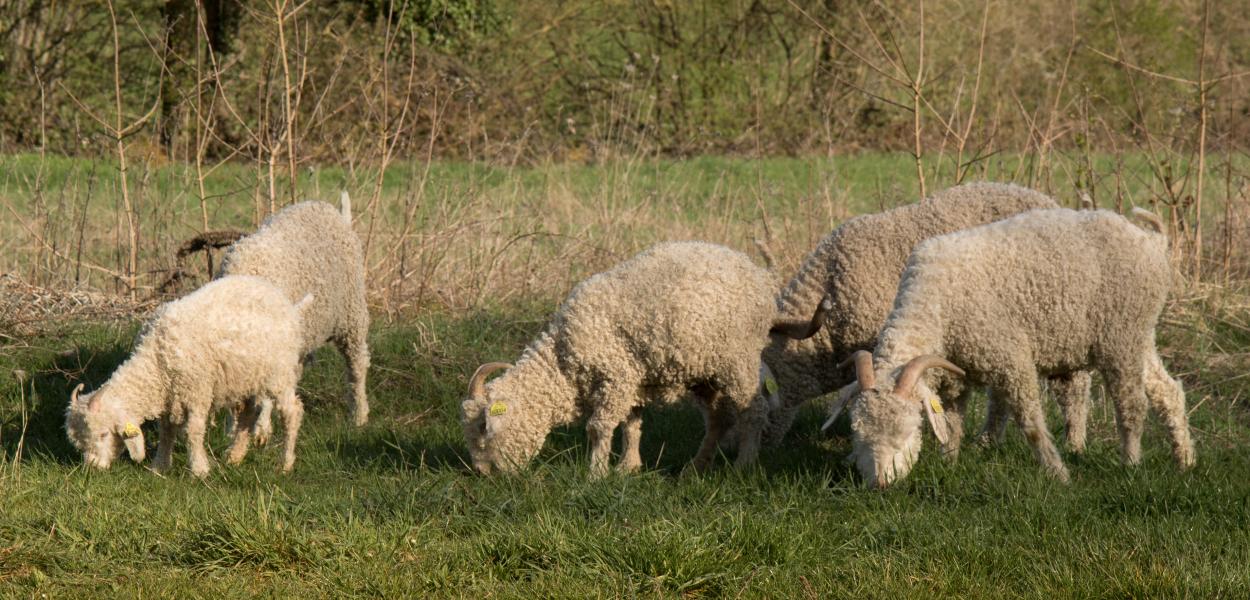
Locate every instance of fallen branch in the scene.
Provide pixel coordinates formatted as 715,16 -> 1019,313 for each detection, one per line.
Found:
156,229 -> 248,296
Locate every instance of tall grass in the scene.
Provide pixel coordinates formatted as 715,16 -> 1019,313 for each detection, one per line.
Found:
3,152 -> 1248,319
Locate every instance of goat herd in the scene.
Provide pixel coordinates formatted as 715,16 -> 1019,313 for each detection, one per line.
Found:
64,182 -> 1195,489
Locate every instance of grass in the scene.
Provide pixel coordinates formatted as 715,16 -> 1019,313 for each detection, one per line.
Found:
2,302 -> 1249,597
4,151 -> 1246,310
2,153 -> 1249,597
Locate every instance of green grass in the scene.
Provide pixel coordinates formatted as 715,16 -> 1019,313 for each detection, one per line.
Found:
2,150 -> 1238,219
3,304 -> 1250,598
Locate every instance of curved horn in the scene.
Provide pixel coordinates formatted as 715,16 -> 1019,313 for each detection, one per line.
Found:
893,355 -> 965,396
770,295 -> 832,340
838,350 -> 875,389
73,382 -> 103,411
469,362 -> 512,399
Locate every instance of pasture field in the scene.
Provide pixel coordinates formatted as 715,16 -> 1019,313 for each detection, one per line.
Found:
2,154 -> 1250,597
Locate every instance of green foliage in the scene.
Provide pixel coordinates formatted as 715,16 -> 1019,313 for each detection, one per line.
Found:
3,0 -> 1247,158
1077,0 -> 1200,133
526,0 -> 817,154
359,0 -> 504,52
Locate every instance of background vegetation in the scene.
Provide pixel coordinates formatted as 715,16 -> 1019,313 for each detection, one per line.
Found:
2,0 -> 1248,299
4,0 -> 1250,159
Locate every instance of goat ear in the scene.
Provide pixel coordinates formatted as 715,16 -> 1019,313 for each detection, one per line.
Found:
120,423 -> 146,462
920,391 -> 950,446
821,383 -> 859,433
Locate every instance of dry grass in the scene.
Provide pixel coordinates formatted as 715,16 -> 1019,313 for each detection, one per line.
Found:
0,154 -> 857,320
0,273 -> 151,340
2,152 -> 1248,332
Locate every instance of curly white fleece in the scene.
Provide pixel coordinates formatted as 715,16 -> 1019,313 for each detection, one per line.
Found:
462,241 -> 778,476
65,276 -> 309,477
845,208 -> 1194,487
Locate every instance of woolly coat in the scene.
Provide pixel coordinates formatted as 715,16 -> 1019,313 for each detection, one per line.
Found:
462,241 -> 777,475
217,197 -> 370,425
846,208 -> 1194,487
762,182 -> 1060,443
65,276 -> 308,477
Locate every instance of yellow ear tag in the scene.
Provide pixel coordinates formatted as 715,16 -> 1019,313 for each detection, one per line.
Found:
929,398 -> 944,414
122,423 -> 141,438
764,375 -> 779,396
489,402 -> 507,417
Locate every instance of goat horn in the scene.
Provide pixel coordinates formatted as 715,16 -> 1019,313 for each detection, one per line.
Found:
469,362 -> 512,399
71,383 -> 84,404
770,295 -> 833,340
893,355 -> 965,396
838,350 -> 875,389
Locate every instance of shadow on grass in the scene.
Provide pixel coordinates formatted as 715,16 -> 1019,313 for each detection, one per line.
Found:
324,403 -> 851,482
2,338 -> 133,464
328,423 -> 618,476
472,403 -> 855,483
330,430 -> 476,474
